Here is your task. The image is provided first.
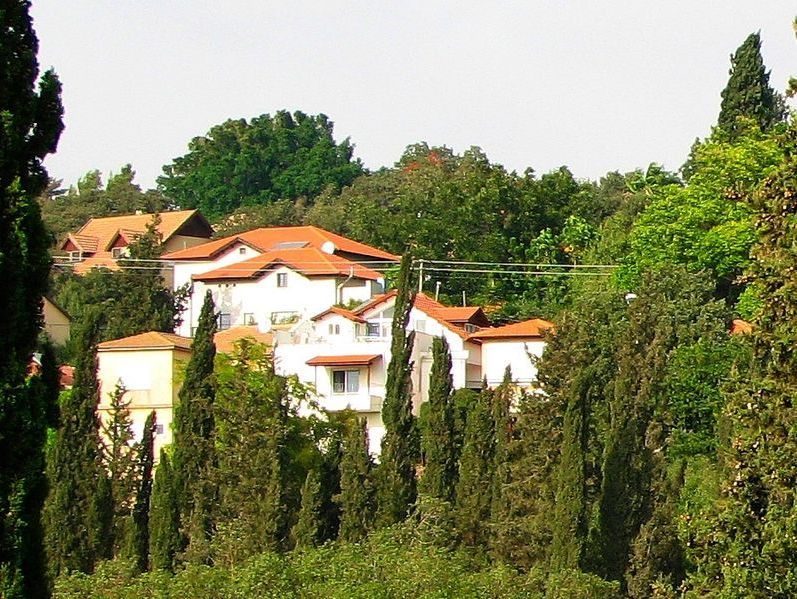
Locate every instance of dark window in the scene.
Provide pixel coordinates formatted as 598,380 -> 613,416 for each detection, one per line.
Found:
332,370 -> 359,393
366,322 -> 380,337
277,273 -> 288,287
218,313 -> 231,330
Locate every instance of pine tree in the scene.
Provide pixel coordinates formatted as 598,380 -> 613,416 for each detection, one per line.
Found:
129,411 -> 156,573
337,418 -> 375,542
148,451 -> 180,572
419,336 -> 458,503
293,469 -> 324,550
454,387 -> 495,548
101,381 -> 138,555
0,3 -> 63,596
171,290 -> 217,560
43,310 -> 112,578
718,32 -> 785,139
377,254 -> 419,527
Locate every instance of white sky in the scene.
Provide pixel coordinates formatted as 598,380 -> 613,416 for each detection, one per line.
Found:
30,1 -> 797,190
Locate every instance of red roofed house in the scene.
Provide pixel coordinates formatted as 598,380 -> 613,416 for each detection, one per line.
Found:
60,209 -> 213,281
164,226 -> 398,337
468,318 -> 555,388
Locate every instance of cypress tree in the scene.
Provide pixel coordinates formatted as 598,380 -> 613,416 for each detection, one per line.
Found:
214,340 -> 288,559
337,418 -> 375,542
377,254 -> 419,527
419,336 -> 457,503
454,387 -> 495,548
171,290 -> 217,560
43,310 -> 112,578
489,368 -> 514,555
0,2 -> 63,596
293,469 -> 324,550
129,411 -> 156,573
148,450 -> 180,572
718,32 -> 785,139
101,382 -> 138,555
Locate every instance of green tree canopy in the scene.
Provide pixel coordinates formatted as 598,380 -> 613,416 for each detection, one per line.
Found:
158,110 -> 364,220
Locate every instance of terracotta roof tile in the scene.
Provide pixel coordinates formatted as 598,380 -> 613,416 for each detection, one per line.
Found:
97,331 -> 193,351
192,247 -> 383,282
467,318 -> 555,341
61,210 -> 210,273
730,319 -> 752,335
311,307 -> 367,324
214,326 -> 273,353
306,354 -> 381,366
162,225 -> 399,261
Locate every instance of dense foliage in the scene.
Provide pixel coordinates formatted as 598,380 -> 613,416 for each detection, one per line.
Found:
0,2 -> 63,596
33,22 -> 797,599
158,111 -> 364,220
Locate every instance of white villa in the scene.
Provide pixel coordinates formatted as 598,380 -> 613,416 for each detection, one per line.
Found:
162,225 -> 398,337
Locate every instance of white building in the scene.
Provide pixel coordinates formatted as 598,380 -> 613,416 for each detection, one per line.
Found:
273,291 -> 490,454
467,318 -> 554,388
163,226 -> 398,337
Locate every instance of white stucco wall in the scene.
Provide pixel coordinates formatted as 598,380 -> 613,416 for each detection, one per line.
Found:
97,348 -> 189,457
480,339 -> 546,388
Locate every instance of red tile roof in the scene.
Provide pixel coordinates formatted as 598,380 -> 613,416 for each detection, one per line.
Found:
311,306 -> 367,324
191,247 -> 383,282
354,291 -> 488,340
61,210 -> 211,274
162,225 -> 399,262
97,331 -> 193,351
306,354 -> 382,366
730,319 -> 752,335
468,318 -> 554,341
214,326 -> 273,354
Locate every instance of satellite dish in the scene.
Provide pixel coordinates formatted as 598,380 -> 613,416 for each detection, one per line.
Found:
321,241 -> 336,254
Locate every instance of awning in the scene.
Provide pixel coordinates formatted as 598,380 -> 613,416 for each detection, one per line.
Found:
306,354 -> 381,367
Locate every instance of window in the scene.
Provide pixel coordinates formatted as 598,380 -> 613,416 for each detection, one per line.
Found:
239,247 -> 247,255
332,370 -> 359,394
415,319 -> 426,332
328,323 -> 340,335
464,323 -> 478,333
218,313 -> 231,330
68,251 -> 82,262
366,322 -> 380,337
244,313 -> 256,325
154,424 -> 164,435
277,272 -> 288,287
111,247 -> 125,259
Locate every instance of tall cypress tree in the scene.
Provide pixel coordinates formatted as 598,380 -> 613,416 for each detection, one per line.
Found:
43,310 -> 112,578
0,2 -> 63,596
337,418 -> 375,542
293,469 -> 324,550
148,450 -> 180,572
718,32 -> 785,139
454,387 -> 495,548
489,368 -> 514,555
377,254 -> 419,527
101,382 -> 138,555
214,340 -> 288,559
419,336 -> 457,503
129,411 -> 156,573
171,290 -> 217,560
